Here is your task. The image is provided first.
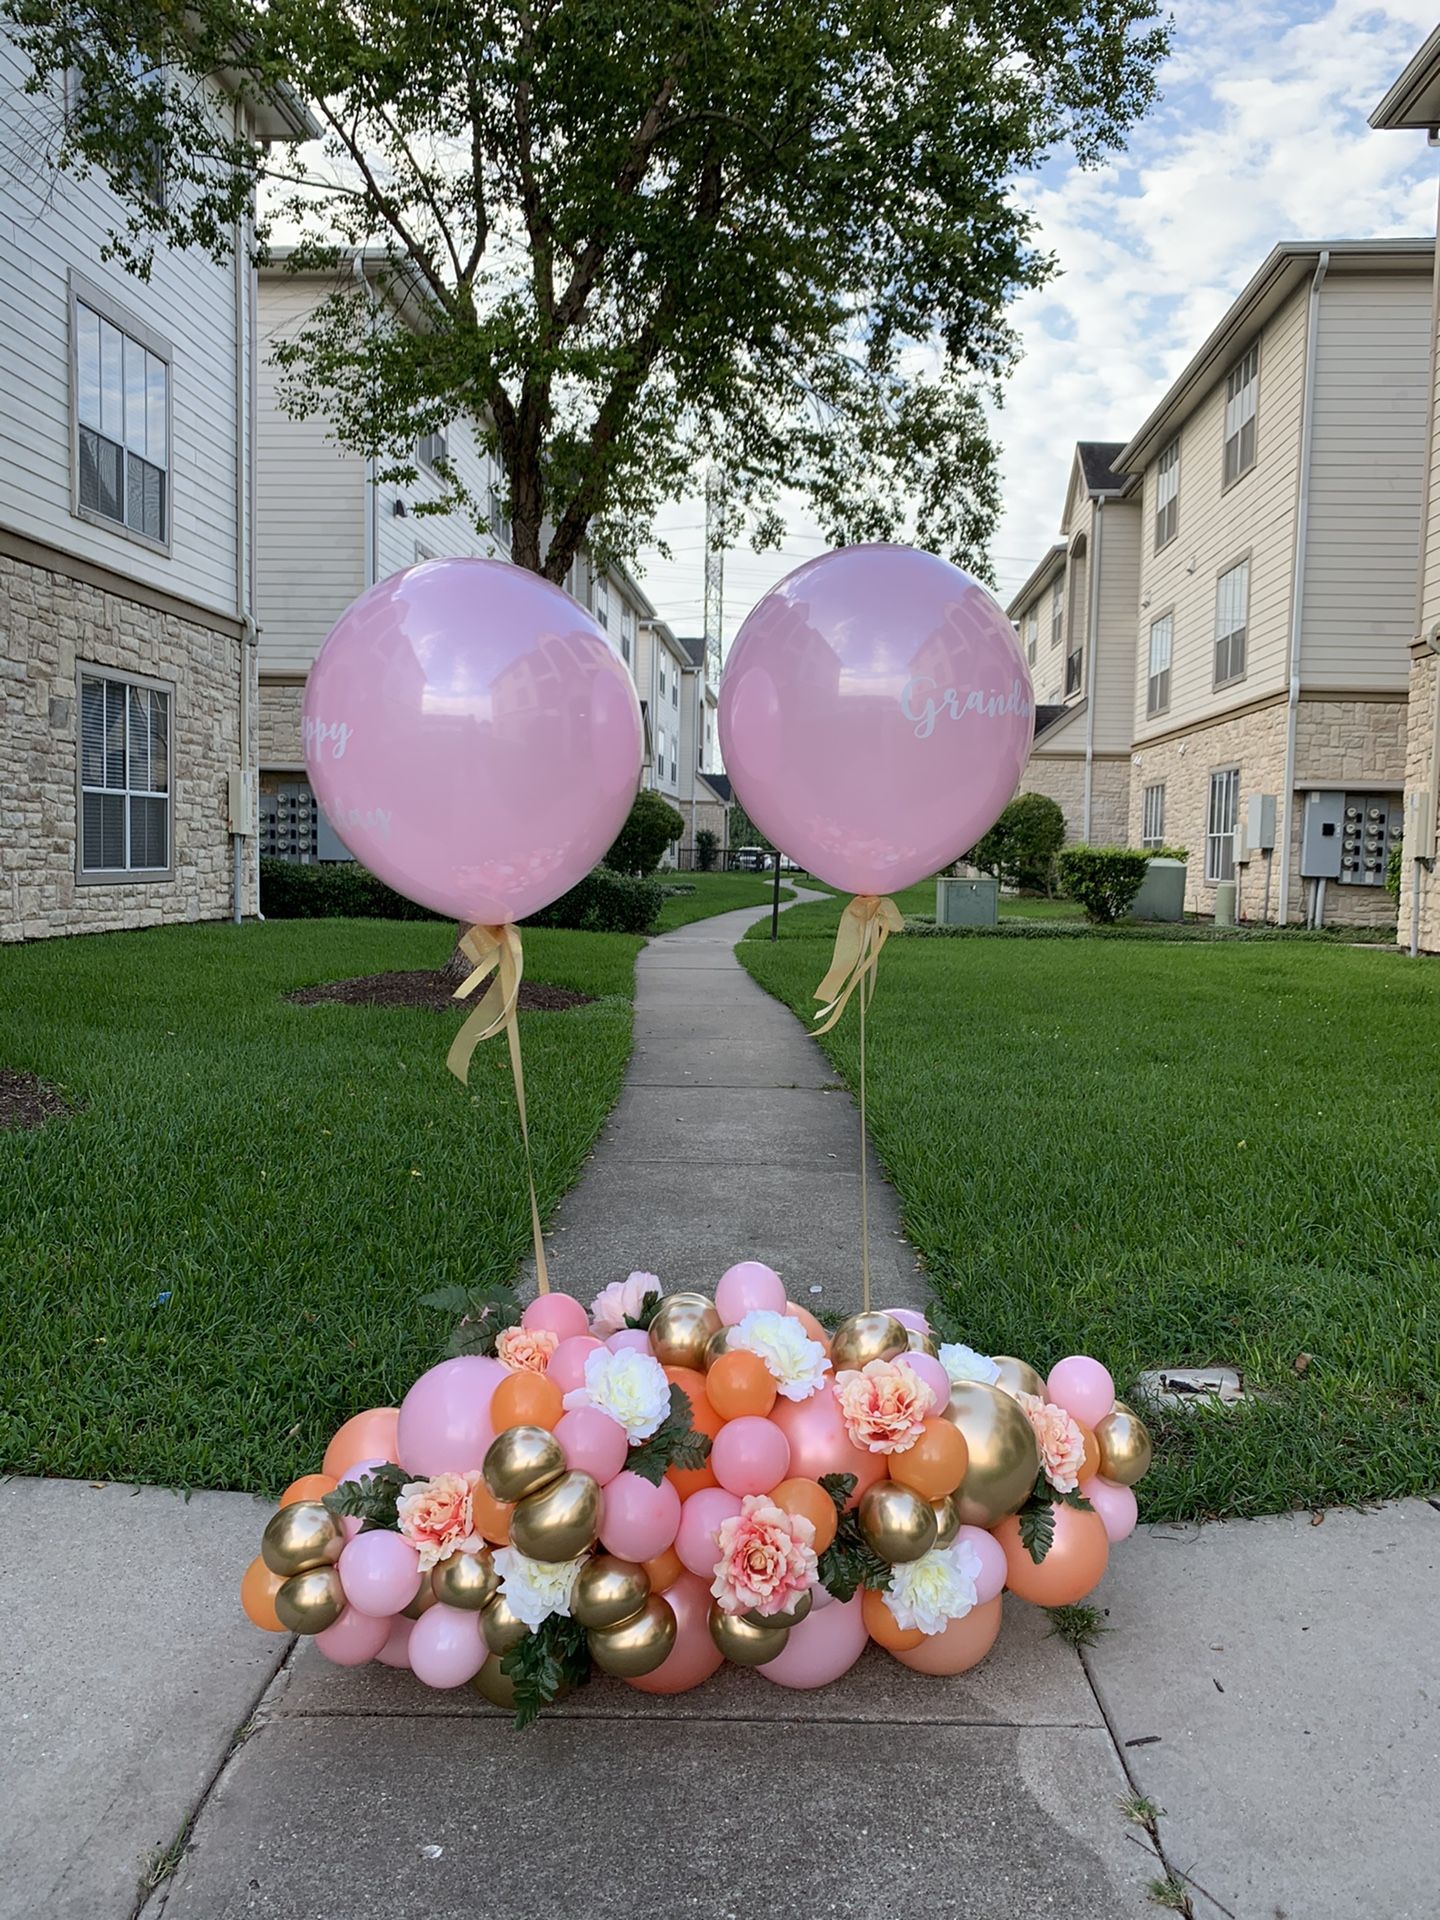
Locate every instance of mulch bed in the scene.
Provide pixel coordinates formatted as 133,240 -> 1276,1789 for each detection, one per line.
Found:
0,1069 -> 76,1131
286,970 -> 594,1015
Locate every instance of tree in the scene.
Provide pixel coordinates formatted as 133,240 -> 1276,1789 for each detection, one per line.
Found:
9,0 -> 1168,584
606,789 -> 684,874
694,828 -> 719,872
728,803 -> 770,854
967,791 -> 1066,893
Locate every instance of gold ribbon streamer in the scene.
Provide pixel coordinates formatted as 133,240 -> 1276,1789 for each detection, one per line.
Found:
812,894 -> 902,1312
446,922 -> 550,1294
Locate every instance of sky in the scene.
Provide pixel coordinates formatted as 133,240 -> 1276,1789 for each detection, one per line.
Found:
633,0 -> 1440,642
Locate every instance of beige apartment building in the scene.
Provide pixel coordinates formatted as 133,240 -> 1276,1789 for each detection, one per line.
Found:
1371,33 -> 1440,955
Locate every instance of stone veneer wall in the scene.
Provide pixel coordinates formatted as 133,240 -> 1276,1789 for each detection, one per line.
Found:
1,549 -> 256,942
1398,648 -> 1439,952
1017,753 -> 1131,846
259,678 -> 306,768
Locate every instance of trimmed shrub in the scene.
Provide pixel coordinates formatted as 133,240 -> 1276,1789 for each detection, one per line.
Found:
1386,837 -> 1403,902
695,828 -> 719,872
259,857 -> 442,920
606,790 -> 685,875
1057,846 -> 1151,924
527,866 -> 663,934
967,792 -> 1067,893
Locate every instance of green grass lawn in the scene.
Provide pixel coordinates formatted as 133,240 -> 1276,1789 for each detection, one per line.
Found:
738,931 -> 1440,1521
745,879 -> 1084,939
0,918 -> 641,1494
651,871 -> 794,930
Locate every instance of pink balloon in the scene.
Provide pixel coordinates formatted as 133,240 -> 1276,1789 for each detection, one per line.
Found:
625,1573 -> 725,1696
807,1581 -> 835,1611
718,546 -> 1034,893
338,1530 -> 422,1617
710,1417 -> 791,1497
768,1388 -> 886,1502
396,1355 -> 505,1478
675,1487 -> 743,1578
1046,1356 -> 1116,1431
758,1592 -> 869,1689
715,1261 -> 787,1326
375,1616 -> 414,1669
897,1352 -> 951,1415
548,1335 -> 603,1395
408,1603 -> 487,1689
1080,1475 -> 1138,1544
337,1456 -> 388,1540
522,1293 -> 591,1343
555,1406 -> 630,1485
884,1307 -> 931,1334
606,1329 -> 653,1354
955,1525 -> 1008,1605
303,558 -> 643,922
599,1471 -> 682,1561
314,1605 -> 393,1668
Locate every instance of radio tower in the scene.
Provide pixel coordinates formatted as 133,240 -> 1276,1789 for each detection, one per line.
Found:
703,467 -> 727,689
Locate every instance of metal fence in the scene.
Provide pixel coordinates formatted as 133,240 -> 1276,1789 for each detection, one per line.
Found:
665,845 -> 807,875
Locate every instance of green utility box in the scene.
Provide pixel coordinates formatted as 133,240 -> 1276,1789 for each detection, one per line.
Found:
1129,857 -> 1187,923
936,875 -> 999,926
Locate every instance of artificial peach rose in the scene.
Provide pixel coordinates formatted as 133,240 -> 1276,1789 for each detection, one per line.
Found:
833,1357 -> 937,1454
1014,1391 -> 1087,1494
396,1471 -> 485,1573
711,1495 -> 818,1617
496,1325 -> 559,1375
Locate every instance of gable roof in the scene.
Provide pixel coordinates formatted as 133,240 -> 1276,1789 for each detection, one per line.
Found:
675,633 -> 708,668
1370,29 -> 1440,128
1076,442 -> 1128,495
1005,541 -> 1067,620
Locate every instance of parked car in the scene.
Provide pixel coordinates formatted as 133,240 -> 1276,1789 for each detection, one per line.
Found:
734,846 -> 768,871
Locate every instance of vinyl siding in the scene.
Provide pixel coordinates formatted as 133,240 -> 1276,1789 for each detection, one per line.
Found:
1424,284 -> 1440,632
1091,497 -> 1142,754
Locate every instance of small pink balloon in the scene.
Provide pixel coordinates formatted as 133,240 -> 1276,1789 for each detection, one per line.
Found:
600,1471 -> 682,1561
897,1352 -> 951,1415
1046,1356 -> 1116,1431
314,1605 -> 392,1668
555,1406 -> 630,1485
710,1416 -> 791,1497
337,1456 -> 387,1540
758,1592 -> 869,1689
1080,1475 -> 1138,1544
768,1388 -> 886,1502
883,1307 -> 931,1334
408,1603 -> 486,1689
715,1260 -> 787,1326
548,1335 -> 603,1396
338,1530 -> 422,1617
807,1581 -> 835,1612
675,1487 -> 743,1578
606,1328 -> 652,1354
375,1616 -> 414,1669
625,1572 -> 724,1695
396,1355 -> 505,1478
955,1525 -> 1008,1605
522,1293 -> 591,1342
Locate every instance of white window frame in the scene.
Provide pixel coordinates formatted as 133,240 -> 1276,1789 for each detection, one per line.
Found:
76,663 -> 174,882
595,576 -> 611,631
620,602 -> 636,665
1214,556 -> 1249,690
1141,783 -> 1166,850
671,658 -> 679,707
1223,343 -> 1259,489
1146,612 -> 1173,718
1050,574 -> 1064,651
1206,767 -> 1240,884
659,658 -> 667,699
1154,437 -> 1179,550
1025,608 -> 1038,666
69,271 -> 172,555
417,427 -> 449,472
67,49 -> 167,210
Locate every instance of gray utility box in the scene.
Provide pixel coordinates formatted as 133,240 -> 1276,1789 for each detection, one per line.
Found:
936,875 -> 999,926
1300,789 -> 1402,887
1130,857 -> 1187,922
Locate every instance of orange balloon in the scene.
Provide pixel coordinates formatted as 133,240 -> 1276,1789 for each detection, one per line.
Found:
996,1504 -> 1110,1608
889,1418 -> 969,1502
240,1555 -> 287,1633
322,1407 -> 400,1481
1076,1423 -> 1101,1481
785,1301 -> 831,1353
470,1479 -> 513,1545
861,1584 -> 924,1651
889,1595 -> 1003,1674
278,1473 -> 337,1508
769,1476 -> 838,1556
664,1365 -> 725,1499
642,1546 -> 684,1593
706,1350 -> 777,1422
491,1370 -> 563,1433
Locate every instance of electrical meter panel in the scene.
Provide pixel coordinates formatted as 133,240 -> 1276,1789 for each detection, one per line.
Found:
259,781 -> 320,863
1300,790 -> 1401,886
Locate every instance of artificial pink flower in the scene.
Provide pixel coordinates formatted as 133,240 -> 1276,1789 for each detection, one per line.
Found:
589,1271 -> 662,1339
833,1357 -> 937,1454
1015,1391 -> 1087,1494
710,1495 -> 818,1617
496,1325 -> 558,1374
396,1471 -> 484,1573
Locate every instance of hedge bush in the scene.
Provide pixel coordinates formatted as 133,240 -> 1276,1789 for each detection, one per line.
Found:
967,791 -> 1066,893
1056,846 -> 1151,924
527,866 -> 663,934
606,790 -> 685,875
695,829 -> 719,871
259,857 -> 442,920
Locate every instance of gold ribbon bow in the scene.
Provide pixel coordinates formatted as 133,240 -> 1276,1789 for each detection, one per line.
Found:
446,922 -> 550,1294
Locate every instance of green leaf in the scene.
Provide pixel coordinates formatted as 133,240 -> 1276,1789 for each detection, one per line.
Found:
1016,1499 -> 1056,1565
621,1285 -> 664,1331
500,1614 -> 591,1730
817,1505 -> 892,1602
322,1462 -> 407,1531
818,1471 -> 857,1515
419,1284 -> 477,1315
625,1384 -> 713,1487
1054,1487 -> 1095,1513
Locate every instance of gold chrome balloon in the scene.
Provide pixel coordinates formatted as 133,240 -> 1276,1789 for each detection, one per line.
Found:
431,1548 -> 498,1612
648,1292 -> 722,1370
572,1555 -> 650,1630
991,1355 -> 1046,1400
274,1566 -> 345,1634
743,1588 -> 812,1630
708,1604 -> 789,1667
931,1492 -> 961,1550
470,1653 -> 518,1709
260,1500 -> 345,1578
702,1326 -> 733,1371
480,1591 -> 530,1655
829,1311 -> 908,1371
906,1326 -> 940,1358
858,1481 -> 939,1563
403,1580 -> 438,1620
483,1424 -> 565,1505
1094,1402 -> 1153,1487
588,1594 -> 678,1676
509,1469 -> 601,1562
944,1382 -> 1041,1528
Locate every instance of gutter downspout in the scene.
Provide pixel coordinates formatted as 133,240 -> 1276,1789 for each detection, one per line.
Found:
1082,497 -> 1104,841
1419,629 -> 1440,956
1412,183 -> 1440,957
353,255 -> 380,587
233,100 -> 257,926
1277,247 -> 1329,926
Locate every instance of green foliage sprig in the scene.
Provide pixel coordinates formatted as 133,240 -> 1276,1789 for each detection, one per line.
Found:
816,1473 -> 892,1601
322,1462 -> 408,1531
625,1385 -> 712,1486
501,1614 -> 592,1730
422,1277 -> 523,1359
1015,1478 -> 1095,1564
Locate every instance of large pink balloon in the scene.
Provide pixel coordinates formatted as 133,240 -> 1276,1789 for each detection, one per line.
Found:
758,1592 -> 868,1690
396,1355 -> 506,1478
625,1574 -> 725,1696
769,1388 -> 887,1503
718,546 -> 1033,893
409,1603 -> 487,1689
303,558 -> 643,922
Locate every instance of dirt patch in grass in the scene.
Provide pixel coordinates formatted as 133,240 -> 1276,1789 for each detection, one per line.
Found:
0,1069 -> 75,1131
286,969 -> 595,1014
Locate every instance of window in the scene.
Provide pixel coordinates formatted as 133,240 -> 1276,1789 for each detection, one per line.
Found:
414,542 -> 434,564
659,660 -> 667,699
1142,783 -> 1166,849
1206,768 -> 1240,883
486,468 -> 510,548
1065,631 -> 1083,697
1050,575 -> 1064,651
620,603 -> 635,665
1214,558 -> 1249,688
417,427 -> 448,471
595,577 -> 611,631
79,669 -> 170,876
656,727 -> 666,779
1223,344 -> 1258,487
71,47 -> 165,208
671,663 -> 678,706
73,289 -> 169,546
1154,437 -> 1179,550
670,750 -> 677,784
1025,609 -> 1038,666
1146,613 -> 1172,717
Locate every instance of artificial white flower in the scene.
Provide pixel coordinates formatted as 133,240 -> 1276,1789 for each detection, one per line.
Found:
589,1271 -> 662,1339
938,1341 -> 1001,1389
729,1309 -> 831,1402
563,1345 -> 671,1441
883,1540 -> 983,1637
492,1547 -> 585,1629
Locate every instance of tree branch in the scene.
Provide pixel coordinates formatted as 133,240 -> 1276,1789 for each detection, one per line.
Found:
314,99 -> 454,312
